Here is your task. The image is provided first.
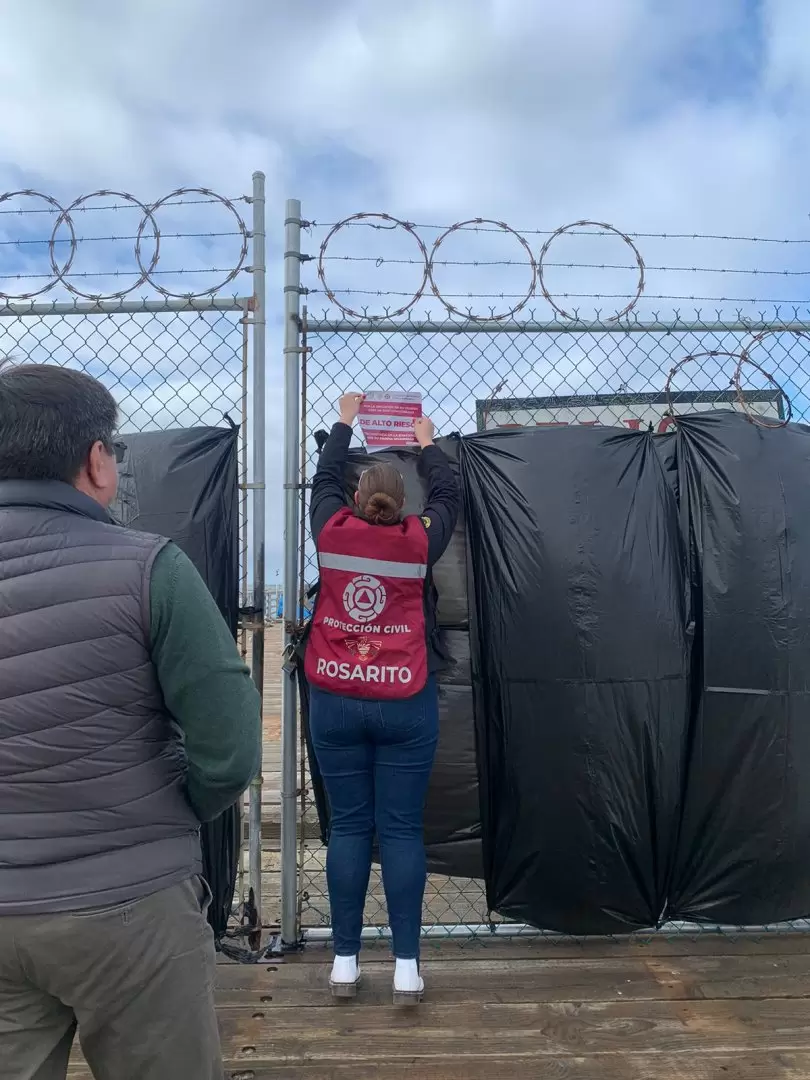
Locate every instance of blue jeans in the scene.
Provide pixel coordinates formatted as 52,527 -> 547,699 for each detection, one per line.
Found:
309,677 -> 439,960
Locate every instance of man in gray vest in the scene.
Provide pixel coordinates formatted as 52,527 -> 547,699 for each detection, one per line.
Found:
0,363 -> 262,1079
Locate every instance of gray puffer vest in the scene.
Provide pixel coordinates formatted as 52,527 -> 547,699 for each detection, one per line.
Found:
0,480 -> 201,914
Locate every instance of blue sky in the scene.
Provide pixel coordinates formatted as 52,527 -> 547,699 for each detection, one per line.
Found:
0,0 -> 809,575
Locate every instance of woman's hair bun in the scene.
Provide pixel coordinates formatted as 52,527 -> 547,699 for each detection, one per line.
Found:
356,462 -> 405,525
364,492 -> 399,526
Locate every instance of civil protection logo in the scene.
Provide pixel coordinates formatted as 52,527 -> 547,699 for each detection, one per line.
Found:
342,574 -> 387,623
344,636 -> 383,662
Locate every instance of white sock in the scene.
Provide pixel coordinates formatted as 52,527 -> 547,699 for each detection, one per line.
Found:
394,958 -> 423,992
331,955 -> 359,983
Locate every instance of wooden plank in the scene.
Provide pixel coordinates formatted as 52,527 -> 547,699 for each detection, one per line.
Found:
112,1052 -> 810,1080
287,932 -> 810,962
211,953 -> 810,1007
241,934 -> 810,959
212,998 -> 810,1060
249,930 -> 810,963
244,623 -> 283,741
66,1049 -> 810,1079
247,818 -> 321,841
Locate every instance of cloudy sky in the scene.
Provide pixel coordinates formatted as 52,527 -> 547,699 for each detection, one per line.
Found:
0,0 -> 803,224
0,0 -> 808,576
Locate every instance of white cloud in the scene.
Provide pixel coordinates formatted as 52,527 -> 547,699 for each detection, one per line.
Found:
0,0 -> 808,573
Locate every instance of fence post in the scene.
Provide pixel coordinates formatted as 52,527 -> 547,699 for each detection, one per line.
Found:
281,198 -> 303,946
248,171 -> 267,928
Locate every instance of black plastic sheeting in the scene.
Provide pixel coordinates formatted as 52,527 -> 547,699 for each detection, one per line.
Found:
464,425 -> 691,933
113,425 -> 240,938
115,426 -> 240,635
300,436 -> 483,880
669,413 -> 810,925
303,412 -> 810,933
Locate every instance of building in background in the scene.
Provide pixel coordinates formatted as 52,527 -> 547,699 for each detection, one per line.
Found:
475,391 -> 783,432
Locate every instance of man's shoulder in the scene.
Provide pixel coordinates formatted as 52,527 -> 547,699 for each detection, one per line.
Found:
25,508 -> 169,561
108,522 -> 169,549
71,519 -> 172,583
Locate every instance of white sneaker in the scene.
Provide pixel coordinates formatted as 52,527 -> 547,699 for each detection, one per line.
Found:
393,958 -> 424,1006
330,955 -> 360,1000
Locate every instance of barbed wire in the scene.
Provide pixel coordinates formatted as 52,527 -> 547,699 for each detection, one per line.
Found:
0,187 -> 250,301
736,329 -> 807,428
317,212 -> 428,320
429,218 -> 537,321
319,255 -> 810,278
306,220 -> 810,244
538,221 -> 645,322
734,352 -> 794,428
0,194 -> 250,214
0,266 -> 248,283
313,214 -> 810,323
665,351 -> 744,419
306,288 -> 810,307
0,232 -> 244,247
662,347 -> 793,429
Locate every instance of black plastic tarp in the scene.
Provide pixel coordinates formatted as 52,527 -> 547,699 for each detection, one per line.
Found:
113,425 -> 240,938
303,411 -> 810,934
463,426 -> 691,933
300,437 -> 483,880
669,412 -> 810,925
115,425 -> 240,634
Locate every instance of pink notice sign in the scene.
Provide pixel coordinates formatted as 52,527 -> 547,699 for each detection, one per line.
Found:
359,391 -> 423,449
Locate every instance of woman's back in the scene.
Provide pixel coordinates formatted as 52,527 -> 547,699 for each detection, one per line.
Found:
304,393 -> 459,1007
306,506 -> 430,698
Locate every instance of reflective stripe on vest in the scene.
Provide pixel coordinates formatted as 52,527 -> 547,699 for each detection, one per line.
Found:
318,551 -> 427,580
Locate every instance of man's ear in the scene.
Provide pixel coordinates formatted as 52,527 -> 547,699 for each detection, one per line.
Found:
86,441 -> 107,488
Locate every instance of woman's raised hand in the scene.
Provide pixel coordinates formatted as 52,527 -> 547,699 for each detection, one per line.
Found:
414,416 -> 435,449
338,392 -> 365,426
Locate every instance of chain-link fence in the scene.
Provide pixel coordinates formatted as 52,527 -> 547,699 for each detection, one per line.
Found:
0,180 -> 269,919
280,208 -> 810,945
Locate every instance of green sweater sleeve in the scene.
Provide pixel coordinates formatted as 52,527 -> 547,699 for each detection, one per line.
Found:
149,542 -> 262,823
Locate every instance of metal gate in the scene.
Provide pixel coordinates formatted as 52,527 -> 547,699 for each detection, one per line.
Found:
280,204 -> 810,946
0,176 -> 268,921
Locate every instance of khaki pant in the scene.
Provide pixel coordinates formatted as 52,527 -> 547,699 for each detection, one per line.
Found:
0,876 -> 223,1080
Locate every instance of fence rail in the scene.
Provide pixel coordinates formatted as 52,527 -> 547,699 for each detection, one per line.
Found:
281,204 -> 810,948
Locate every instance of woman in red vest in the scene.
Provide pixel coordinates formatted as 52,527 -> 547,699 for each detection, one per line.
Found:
306,392 -> 459,1005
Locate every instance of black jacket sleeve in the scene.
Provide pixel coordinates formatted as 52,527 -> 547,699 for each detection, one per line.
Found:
311,426 -> 459,568
420,444 -> 460,567
310,422 -> 352,540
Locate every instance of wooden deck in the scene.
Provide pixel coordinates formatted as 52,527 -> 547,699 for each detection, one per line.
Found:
68,931 -> 810,1077
69,625 -> 810,1075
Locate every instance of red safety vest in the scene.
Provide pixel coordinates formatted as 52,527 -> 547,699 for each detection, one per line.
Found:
305,507 -> 429,700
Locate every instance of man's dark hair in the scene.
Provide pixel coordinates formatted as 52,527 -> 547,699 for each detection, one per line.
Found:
0,362 -> 119,483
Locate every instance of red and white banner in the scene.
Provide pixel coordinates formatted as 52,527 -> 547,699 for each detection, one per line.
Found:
359,391 -> 423,449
